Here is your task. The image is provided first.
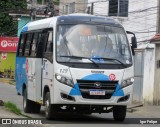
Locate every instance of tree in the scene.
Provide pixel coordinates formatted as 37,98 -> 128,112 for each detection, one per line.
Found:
0,0 -> 27,36
54,0 -> 60,5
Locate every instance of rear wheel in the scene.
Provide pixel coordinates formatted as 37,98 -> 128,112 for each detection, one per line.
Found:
45,92 -> 57,119
113,106 -> 126,122
23,89 -> 32,113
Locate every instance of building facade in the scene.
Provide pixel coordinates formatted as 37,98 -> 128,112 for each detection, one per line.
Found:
59,0 -> 88,15
0,37 -> 18,78
87,0 -> 158,42
150,34 -> 160,105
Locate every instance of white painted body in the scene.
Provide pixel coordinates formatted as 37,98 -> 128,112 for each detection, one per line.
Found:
16,14 -> 134,108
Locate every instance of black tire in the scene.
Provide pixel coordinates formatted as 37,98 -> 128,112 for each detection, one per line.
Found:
78,112 -> 92,115
45,92 -> 57,120
23,89 -> 32,113
113,106 -> 126,122
85,112 -> 92,115
32,102 -> 41,113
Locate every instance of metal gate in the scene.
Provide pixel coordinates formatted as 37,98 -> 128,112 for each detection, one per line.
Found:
133,50 -> 144,104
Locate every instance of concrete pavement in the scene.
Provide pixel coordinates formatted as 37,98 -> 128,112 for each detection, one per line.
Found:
128,105 -> 160,118
0,106 -> 23,118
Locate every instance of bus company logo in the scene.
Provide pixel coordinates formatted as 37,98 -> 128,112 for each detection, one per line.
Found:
94,82 -> 101,88
109,74 -> 116,81
1,40 -> 8,48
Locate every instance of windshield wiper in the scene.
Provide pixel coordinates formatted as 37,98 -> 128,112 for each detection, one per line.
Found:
59,55 -> 99,67
59,55 -> 126,67
98,57 -> 127,67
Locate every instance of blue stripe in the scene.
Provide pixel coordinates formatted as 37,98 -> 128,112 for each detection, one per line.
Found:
69,83 -> 81,96
69,74 -> 124,96
112,84 -> 124,96
21,26 -> 28,32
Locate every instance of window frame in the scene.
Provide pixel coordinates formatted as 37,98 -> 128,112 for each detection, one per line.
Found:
24,33 -> 33,57
17,28 -> 53,59
18,33 -> 27,57
108,0 -> 129,17
30,32 -> 39,57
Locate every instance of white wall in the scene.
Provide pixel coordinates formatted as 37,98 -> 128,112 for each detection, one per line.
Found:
143,47 -> 155,105
88,0 -> 158,42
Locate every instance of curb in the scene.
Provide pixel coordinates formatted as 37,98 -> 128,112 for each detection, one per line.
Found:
127,104 -> 143,113
0,100 -> 32,118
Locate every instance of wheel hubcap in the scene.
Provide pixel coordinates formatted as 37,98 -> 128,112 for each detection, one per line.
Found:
23,94 -> 26,109
45,99 -> 49,116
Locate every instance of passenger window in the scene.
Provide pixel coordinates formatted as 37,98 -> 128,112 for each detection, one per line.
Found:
44,31 -> 53,62
36,32 -> 47,58
30,33 -> 39,57
19,34 -> 26,56
25,33 -> 33,56
45,31 -> 53,52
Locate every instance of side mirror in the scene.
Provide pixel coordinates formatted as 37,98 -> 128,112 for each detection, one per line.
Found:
131,36 -> 137,48
126,31 -> 137,56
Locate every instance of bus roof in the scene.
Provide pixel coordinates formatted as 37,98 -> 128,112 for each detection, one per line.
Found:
57,14 -> 122,26
21,13 -> 122,33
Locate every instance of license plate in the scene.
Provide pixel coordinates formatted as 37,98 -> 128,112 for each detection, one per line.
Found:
89,90 -> 105,95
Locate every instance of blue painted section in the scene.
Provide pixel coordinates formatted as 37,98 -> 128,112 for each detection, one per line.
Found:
69,73 -> 124,96
112,84 -> 124,96
69,83 -> 81,96
15,57 -> 28,95
21,25 -> 28,33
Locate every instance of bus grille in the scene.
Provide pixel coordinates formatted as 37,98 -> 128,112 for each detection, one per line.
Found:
77,80 -> 118,99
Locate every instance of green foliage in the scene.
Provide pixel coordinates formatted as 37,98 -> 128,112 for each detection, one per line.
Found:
54,0 -> 60,5
0,0 -> 27,36
37,0 -> 42,4
0,0 -> 27,10
4,101 -> 21,115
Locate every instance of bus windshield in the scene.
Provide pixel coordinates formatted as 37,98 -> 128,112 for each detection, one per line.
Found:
56,24 -> 132,65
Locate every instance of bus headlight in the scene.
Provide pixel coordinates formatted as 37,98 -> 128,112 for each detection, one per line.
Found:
121,78 -> 134,88
55,74 -> 74,87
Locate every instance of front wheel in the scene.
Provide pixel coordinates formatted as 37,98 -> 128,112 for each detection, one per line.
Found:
45,92 -> 57,119
113,106 -> 126,122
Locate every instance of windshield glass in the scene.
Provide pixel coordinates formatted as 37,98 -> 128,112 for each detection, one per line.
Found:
56,24 -> 132,65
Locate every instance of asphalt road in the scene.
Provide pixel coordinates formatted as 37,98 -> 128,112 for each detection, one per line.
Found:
0,82 -> 159,127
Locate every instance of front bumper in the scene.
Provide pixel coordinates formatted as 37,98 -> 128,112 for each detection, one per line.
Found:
52,80 -> 133,106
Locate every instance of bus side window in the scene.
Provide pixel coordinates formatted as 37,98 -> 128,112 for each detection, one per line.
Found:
36,32 -> 47,58
18,34 -> 26,56
24,33 -> 33,56
30,33 -> 38,57
45,31 -> 53,52
44,31 -> 53,62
